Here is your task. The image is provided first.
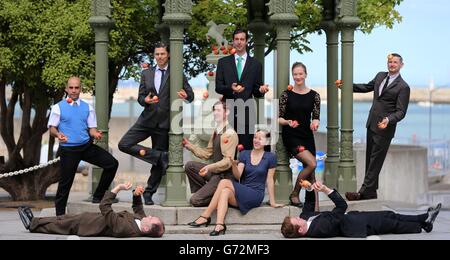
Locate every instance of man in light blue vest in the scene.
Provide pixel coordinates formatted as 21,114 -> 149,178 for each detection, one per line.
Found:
48,76 -> 119,216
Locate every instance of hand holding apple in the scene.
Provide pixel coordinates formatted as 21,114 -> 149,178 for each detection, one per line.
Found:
177,89 -> 188,100
259,84 -> 270,94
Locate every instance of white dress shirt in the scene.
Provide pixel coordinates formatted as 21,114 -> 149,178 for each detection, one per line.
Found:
47,99 -> 97,128
154,65 -> 169,94
234,53 -> 248,75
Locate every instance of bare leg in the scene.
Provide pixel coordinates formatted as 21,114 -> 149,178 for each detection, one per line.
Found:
195,179 -> 233,224
215,184 -> 237,232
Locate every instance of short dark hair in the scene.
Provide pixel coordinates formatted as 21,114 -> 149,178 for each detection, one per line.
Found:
154,42 -> 170,53
147,220 -> 165,238
232,28 -> 249,41
213,100 -> 228,112
390,53 -> 403,63
292,62 -> 308,75
281,216 -> 301,238
256,129 -> 271,152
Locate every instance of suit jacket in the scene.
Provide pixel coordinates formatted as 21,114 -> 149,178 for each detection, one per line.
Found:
215,54 -> 264,101
302,190 -> 403,238
137,67 -> 194,129
31,191 -> 146,237
354,72 -> 410,138
301,190 -> 348,238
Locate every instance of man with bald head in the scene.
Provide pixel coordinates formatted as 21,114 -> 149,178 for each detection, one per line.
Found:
48,76 -> 119,216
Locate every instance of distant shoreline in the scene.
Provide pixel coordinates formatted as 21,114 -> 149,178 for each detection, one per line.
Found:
105,87 -> 450,104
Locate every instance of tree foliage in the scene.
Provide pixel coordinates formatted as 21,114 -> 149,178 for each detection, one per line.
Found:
0,0 -> 93,200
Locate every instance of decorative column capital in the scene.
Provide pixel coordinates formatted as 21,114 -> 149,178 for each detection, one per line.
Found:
89,0 -> 115,27
267,0 -> 298,25
162,0 -> 193,25
89,0 -> 115,42
335,0 -> 361,29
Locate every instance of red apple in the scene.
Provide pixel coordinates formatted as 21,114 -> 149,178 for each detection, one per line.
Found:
237,144 -> 244,152
300,179 -> 311,189
208,71 -> 214,77
213,49 -> 219,55
67,97 -> 73,104
222,49 -> 228,55
227,45 -> 233,50
203,91 -> 209,100
211,45 -> 218,51
220,46 -> 226,51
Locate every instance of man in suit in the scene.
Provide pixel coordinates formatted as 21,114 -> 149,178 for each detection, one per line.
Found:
48,76 -> 119,216
118,42 -> 194,205
183,101 -> 238,206
215,28 -> 269,150
340,53 -> 411,201
18,183 -> 165,238
281,182 -> 441,238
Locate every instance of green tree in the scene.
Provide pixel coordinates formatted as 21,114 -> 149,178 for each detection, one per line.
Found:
0,0 -> 94,200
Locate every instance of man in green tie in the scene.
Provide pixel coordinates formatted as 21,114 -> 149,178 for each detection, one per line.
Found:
216,29 -> 269,150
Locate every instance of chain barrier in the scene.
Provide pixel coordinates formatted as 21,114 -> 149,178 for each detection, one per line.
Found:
0,157 -> 60,179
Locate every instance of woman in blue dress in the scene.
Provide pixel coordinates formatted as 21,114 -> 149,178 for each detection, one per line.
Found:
187,130 -> 282,236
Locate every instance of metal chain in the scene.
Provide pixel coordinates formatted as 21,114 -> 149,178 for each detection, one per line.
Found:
0,157 -> 60,179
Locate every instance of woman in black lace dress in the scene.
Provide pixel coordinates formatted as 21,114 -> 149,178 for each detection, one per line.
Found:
278,62 -> 321,209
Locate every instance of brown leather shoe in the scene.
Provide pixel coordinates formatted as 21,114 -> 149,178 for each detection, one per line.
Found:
345,192 -> 361,201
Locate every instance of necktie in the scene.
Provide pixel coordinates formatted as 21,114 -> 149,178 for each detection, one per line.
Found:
237,57 -> 243,81
158,69 -> 166,93
379,75 -> 390,95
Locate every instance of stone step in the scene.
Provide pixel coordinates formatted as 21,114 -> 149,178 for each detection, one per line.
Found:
165,225 -> 281,235
59,198 -> 403,225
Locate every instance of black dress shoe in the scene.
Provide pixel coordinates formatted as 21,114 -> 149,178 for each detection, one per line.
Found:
18,206 -> 33,230
143,192 -> 154,205
289,197 -> 303,208
345,192 -> 361,201
426,203 -> 442,225
209,223 -> 226,236
188,216 -> 211,227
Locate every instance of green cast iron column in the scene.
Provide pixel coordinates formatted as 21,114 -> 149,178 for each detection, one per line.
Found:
322,21 -> 340,188
89,0 -> 114,198
248,21 -> 268,124
268,0 -> 297,204
336,1 -> 360,192
161,0 -> 192,206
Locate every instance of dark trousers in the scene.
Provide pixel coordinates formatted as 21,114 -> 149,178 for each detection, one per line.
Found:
230,104 -> 255,151
118,123 -> 168,195
30,215 -> 81,235
185,161 -> 230,207
56,142 -> 118,216
360,129 -> 392,197
350,211 -> 427,235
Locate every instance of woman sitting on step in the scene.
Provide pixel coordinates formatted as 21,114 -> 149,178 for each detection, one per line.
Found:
187,130 -> 283,236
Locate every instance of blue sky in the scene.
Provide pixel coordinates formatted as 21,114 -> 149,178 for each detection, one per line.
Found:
187,0 -> 450,89
121,0 -> 450,89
